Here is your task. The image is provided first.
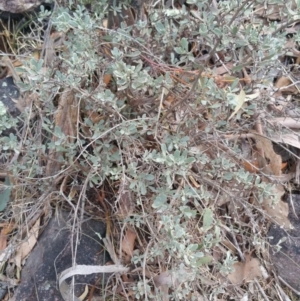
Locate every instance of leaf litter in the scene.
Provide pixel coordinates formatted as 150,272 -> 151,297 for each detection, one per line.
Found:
1,1 -> 300,301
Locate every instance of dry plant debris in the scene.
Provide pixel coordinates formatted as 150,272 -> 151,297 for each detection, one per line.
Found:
1,0 -> 300,300
227,253 -> 263,285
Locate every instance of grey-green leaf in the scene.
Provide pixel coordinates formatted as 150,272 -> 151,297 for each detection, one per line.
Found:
203,208 -> 213,230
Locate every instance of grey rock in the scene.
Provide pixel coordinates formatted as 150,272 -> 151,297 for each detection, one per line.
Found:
0,77 -> 21,118
0,0 -> 43,14
14,210 -> 110,301
0,76 -> 22,144
268,194 -> 300,292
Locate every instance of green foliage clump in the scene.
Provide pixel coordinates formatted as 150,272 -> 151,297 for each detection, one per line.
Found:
0,0 -> 298,299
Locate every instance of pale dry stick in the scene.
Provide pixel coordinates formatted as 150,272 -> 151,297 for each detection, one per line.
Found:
26,118 -> 155,182
159,26 -> 228,124
277,81 -> 300,91
58,185 -> 79,299
253,114 -> 264,136
102,236 -> 129,301
72,175 -> 90,265
224,133 -> 256,140
295,160 -> 300,184
161,0 -> 251,119
73,118 -> 154,166
151,0 -> 161,7
275,281 -> 292,301
228,229 -> 245,262
131,265 -> 153,278
8,95 -> 37,167
251,5 -> 265,16
215,52 -> 231,74
278,275 -> 300,296
96,25 -> 159,63
237,32 -> 254,52
268,117 -> 300,129
254,278 -> 270,301
154,87 -> 166,139
218,135 -> 293,184
191,175 -> 237,204
59,265 -> 129,300
60,177 -> 77,213
287,187 -> 298,219
276,172 -> 296,182
143,243 -> 151,301
103,241 -> 122,295
59,178 -> 83,301
0,189 -> 51,270
33,280 -> 40,301
40,17 -> 52,61
169,178 -> 184,207
9,121 -> 27,166
113,142 -> 128,217
119,222 -> 127,266
183,175 -> 207,208
274,64 -> 300,94
141,54 -> 199,75
225,131 -> 300,170
40,3 -> 57,66
290,47 -> 300,56
1,56 -> 21,84
219,223 -> 245,262
21,188 -> 53,235
159,63 -> 204,124
224,132 -> 300,161
103,235 -> 120,265
226,0 -> 255,27
252,119 -> 267,161
73,87 -> 121,117
146,217 -> 161,247
271,18 -> 300,37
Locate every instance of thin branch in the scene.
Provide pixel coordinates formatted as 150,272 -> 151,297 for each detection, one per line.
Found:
272,18 -> 300,37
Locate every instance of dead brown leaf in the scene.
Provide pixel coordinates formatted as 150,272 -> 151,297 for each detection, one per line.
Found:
0,230 -> 7,251
275,76 -> 298,94
250,134 -> 292,228
107,4 -> 136,29
46,89 -> 78,176
116,179 -> 134,219
242,160 -> 260,173
153,270 -> 173,287
275,76 -> 291,88
164,94 -> 176,106
254,133 -> 282,176
103,74 -> 112,86
215,63 -> 234,75
228,254 -> 262,285
87,111 -> 103,124
269,117 -> 300,128
261,184 -> 291,229
121,226 -> 136,263
270,133 -> 300,150
14,218 -> 40,269
242,68 -> 251,85
0,224 -> 14,251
